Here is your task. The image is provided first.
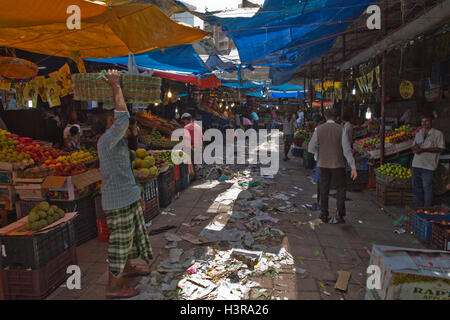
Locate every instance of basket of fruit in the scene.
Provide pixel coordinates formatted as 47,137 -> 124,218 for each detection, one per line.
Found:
72,72 -> 161,104
132,148 -> 160,182
376,163 -> 412,189
293,130 -> 309,146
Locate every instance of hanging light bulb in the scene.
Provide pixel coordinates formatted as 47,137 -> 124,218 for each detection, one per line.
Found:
167,90 -> 172,98
27,100 -> 33,108
365,107 -> 372,120
231,103 -> 235,107
352,88 -> 356,95
155,102 -> 159,106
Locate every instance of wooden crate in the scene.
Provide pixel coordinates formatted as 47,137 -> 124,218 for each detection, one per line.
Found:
0,209 -> 7,228
376,183 -> 413,206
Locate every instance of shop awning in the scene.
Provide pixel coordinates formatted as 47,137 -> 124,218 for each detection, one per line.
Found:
88,44 -> 211,74
197,0 -> 374,84
0,0 -> 207,58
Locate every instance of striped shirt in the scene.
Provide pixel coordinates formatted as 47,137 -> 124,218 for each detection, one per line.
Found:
97,111 -> 141,211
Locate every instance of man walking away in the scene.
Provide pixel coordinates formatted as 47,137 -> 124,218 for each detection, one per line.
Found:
308,108 -> 357,224
412,114 -> 445,207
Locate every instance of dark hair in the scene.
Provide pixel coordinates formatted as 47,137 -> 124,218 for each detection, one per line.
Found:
326,108 -> 338,118
94,111 -> 114,135
129,116 -> 136,126
69,126 -> 79,136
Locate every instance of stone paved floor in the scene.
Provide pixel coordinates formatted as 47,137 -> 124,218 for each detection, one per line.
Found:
46,152 -> 427,300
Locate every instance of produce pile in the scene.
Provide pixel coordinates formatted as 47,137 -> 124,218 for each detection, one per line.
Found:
136,111 -> 182,136
152,150 -> 184,168
376,163 -> 412,179
142,130 -> 180,149
25,201 -> 66,231
0,130 -> 34,168
354,126 -> 420,152
132,148 -> 159,178
294,130 -> 309,140
41,149 -> 97,176
415,209 -> 450,226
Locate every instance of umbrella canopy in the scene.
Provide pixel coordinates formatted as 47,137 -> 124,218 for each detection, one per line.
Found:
0,0 -> 207,59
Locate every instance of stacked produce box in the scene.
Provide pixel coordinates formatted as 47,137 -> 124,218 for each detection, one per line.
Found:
0,207 -> 78,299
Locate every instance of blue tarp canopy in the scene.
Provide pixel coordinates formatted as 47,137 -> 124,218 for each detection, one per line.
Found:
87,44 -> 210,74
200,0 -> 374,84
205,53 -> 237,72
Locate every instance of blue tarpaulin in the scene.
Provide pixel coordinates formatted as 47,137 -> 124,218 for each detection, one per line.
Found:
87,44 -> 210,74
205,53 -> 237,72
200,0 -> 374,84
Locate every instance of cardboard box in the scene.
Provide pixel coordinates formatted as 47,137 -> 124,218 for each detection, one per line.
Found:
14,177 -> 46,201
367,245 -> 450,300
42,169 -> 101,201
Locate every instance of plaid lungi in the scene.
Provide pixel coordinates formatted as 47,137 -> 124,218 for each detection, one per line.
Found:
105,200 -> 153,276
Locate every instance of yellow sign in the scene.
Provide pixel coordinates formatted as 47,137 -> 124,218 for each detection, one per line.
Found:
400,80 -> 414,99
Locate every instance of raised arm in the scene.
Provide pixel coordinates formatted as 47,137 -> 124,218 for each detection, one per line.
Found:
101,70 -> 130,148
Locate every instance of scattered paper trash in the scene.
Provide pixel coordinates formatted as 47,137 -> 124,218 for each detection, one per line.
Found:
165,233 -> 183,242
335,271 -> 351,292
394,228 -> 406,235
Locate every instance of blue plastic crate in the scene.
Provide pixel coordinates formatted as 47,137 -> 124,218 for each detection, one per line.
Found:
414,213 -> 450,243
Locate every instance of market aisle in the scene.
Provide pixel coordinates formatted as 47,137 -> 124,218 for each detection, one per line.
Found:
46,137 -> 426,300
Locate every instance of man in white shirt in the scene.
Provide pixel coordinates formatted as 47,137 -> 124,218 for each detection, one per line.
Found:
63,123 -> 81,150
412,114 -> 445,207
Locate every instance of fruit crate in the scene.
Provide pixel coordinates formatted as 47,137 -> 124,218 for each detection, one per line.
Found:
413,213 -> 450,243
140,178 -> 158,202
0,215 -> 76,270
96,219 -> 110,243
157,167 -> 174,208
0,171 -> 14,185
376,183 -> 413,206
179,164 -> 190,190
51,197 -> 97,246
404,206 -> 449,233
0,185 -> 15,203
1,247 -> 77,300
15,200 -> 41,220
431,223 -> 450,251
143,197 -> 160,223
375,171 -> 412,190
366,164 -> 379,190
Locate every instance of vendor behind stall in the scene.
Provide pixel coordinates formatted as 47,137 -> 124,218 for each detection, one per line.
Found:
63,123 -> 81,150
412,113 -> 446,207
125,116 -> 145,151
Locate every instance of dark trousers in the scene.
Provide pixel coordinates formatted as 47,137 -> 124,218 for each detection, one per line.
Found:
412,167 -> 434,207
319,167 -> 346,217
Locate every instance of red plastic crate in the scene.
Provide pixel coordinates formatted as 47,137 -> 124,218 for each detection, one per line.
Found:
96,219 -> 110,242
1,247 -> 77,300
173,165 -> 180,181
